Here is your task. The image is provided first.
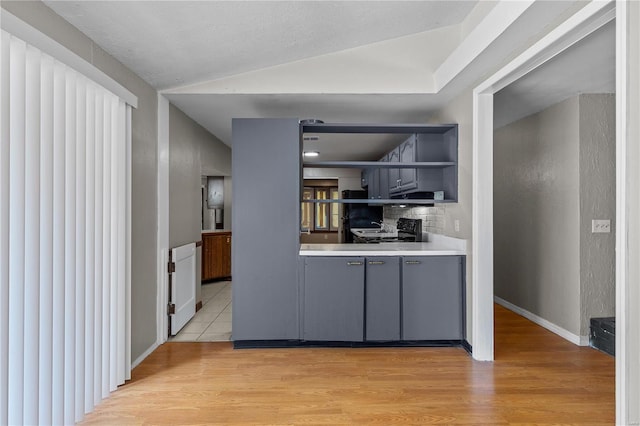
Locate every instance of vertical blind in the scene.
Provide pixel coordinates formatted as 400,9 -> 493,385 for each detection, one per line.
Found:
0,29 -> 131,425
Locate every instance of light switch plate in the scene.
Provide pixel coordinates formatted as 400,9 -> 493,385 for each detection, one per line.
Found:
592,219 -> 611,233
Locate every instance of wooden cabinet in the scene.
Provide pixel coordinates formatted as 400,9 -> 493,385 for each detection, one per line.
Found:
201,232 -> 231,281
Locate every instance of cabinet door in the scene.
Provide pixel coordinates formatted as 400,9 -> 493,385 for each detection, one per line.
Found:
368,169 -> 380,199
388,147 -> 401,193
201,235 -> 214,281
222,234 -> 231,277
361,168 -> 369,188
402,256 -> 463,340
304,257 -> 365,341
378,155 -> 389,199
399,136 -> 417,192
366,257 -> 400,341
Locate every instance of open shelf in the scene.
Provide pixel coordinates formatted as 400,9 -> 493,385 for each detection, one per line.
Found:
303,161 -> 456,168
301,122 -> 457,134
305,198 -> 454,205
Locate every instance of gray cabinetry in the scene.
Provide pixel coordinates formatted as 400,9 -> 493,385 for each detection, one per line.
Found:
398,135 -> 417,192
402,256 -> 463,340
303,257 -> 365,341
361,168 -> 370,188
365,257 -> 400,341
377,155 -> 389,199
387,147 -> 400,192
232,118 -> 301,340
385,130 -> 458,201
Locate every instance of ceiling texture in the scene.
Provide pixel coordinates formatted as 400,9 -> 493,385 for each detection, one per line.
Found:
43,1 -> 614,160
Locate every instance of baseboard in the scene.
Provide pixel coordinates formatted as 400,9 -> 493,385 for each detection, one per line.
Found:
195,300 -> 203,312
132,341 -> 160,369
494,296 -> 589,346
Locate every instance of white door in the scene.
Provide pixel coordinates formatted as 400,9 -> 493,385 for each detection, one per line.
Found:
169,243 -> 196,335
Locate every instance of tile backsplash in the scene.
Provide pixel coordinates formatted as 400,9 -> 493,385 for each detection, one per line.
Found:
383,205 -> 446,235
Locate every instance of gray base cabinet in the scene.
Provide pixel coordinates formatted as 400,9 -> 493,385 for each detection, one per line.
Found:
402,256 -> 463,340
365,257 -> 400,341
303,257 -> 365,341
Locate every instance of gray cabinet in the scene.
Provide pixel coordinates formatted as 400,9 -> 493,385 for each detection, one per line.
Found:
402,256 -> 463,340
361,168 -> 370,188
385,130 -> 458,201
365,257 -> 400,341
377,155 -> 389,199
303,257 -> 365,341
398,135 -> 417,192
387,147 -> 400,192
232,118 -> 301,340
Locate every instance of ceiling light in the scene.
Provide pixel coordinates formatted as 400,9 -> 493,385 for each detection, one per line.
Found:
303,151 -> 320,157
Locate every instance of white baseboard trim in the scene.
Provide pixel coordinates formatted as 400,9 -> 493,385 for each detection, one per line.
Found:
494,296 -> 589,346
132,341 -> 160,369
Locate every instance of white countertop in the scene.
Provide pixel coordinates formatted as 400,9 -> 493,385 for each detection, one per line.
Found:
300,234 -> 466,256
202,229 -> 231,234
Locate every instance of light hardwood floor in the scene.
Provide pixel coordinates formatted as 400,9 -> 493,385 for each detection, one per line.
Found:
81,304 -> 614,425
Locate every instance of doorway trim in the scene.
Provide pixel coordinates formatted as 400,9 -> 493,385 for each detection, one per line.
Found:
471,0 -> 637,422
472,0 -> 615,361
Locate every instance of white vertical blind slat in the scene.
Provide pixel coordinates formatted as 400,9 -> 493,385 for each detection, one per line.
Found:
109,97 -> 119,392
51,60 -> 66,426
117,101 -> 127,384
38,53 -> 54,425
125,105 -> 132,381
0,31 -> 12,426
75,75 -> 87,423
23,43 -> 41,426
93,90 -> 104,406
101,94 -> 111,399
8,35 -> 26,426
63,68 -> 77,425
2,28 -> 131,423
84,82 -> 96,414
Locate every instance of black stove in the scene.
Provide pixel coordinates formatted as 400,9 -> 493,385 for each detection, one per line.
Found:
396,218 -> 423,242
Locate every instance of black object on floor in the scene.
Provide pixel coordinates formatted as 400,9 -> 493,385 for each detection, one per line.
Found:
590,317 -> 615,356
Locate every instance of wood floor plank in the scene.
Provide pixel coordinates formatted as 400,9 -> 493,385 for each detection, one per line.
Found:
80,305 -> 614,425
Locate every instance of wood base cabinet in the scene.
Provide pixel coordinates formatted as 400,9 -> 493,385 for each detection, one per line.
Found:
202,232 -> 231,281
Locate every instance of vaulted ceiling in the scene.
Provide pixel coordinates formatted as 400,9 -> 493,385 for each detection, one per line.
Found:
43,1 -> 614,159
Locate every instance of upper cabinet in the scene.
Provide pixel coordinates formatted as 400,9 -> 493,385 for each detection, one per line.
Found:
326,123 -> 457,203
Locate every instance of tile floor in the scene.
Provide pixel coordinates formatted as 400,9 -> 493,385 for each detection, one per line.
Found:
170,280 -> 232,342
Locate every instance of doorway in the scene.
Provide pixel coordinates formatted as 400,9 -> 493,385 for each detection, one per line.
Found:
473,1 -> 637,422
492,19 -> 615,348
